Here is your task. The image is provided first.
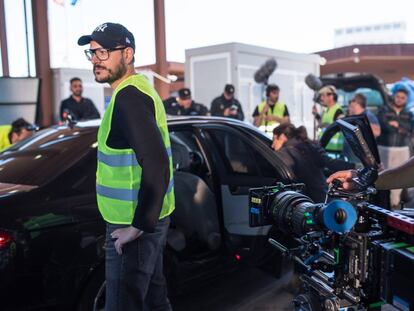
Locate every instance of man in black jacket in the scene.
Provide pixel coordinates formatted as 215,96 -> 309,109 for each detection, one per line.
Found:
164,88 -> 208,116
210,84 -> 244,120
272,124 -> 354,202
60,77 -> 100,121
377,88 -> 413,208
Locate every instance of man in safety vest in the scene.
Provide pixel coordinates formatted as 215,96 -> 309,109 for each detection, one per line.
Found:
312,85 -> 344,152
0,118 -> 36,151
78,23 -> 174,310
253,84 -> 290,135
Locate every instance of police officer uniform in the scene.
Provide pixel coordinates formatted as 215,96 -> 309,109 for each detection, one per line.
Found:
163,88 -> 209,116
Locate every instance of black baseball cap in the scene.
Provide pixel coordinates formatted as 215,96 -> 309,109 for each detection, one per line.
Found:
224,84 -> 235,95
11,118 -> 37,133
178,88 -> 191,100
78,22 -> 135,50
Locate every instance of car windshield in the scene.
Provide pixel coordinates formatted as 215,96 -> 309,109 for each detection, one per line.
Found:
0,126 -> 97,186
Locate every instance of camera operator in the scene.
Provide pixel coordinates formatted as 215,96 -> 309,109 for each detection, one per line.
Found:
327,156 -> 414,191
273,123 -> 354,202
210,84 -> 244,120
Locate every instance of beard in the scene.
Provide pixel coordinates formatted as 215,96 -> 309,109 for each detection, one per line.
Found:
93,58 -> 127,84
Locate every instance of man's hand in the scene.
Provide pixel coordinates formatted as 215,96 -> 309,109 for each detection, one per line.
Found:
262,103 -> 270,114
389,120 -> 399,128
111,226 -> 143,255
326,169 -> 357,190
223,108 -> 231,116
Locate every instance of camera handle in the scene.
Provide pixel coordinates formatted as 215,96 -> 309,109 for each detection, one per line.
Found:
268,238 -> 335,274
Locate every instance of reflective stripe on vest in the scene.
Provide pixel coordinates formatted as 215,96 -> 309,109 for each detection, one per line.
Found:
98,147 -> 172,167
97,178 -> 174,201
319,103 -> 344,152
96,74 -> 175,224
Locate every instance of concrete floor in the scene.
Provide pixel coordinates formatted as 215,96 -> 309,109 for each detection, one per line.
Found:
172,265 -> 399,311
172,266 -> 295,311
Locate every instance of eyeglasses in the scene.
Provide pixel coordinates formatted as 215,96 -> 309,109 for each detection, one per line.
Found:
84,47 -> 127,61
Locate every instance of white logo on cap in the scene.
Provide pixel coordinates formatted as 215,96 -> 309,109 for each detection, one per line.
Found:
95,23 -> 108,32
126,37 -> 131,44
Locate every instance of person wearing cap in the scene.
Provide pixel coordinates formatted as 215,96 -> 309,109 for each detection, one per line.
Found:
78,22 -> 174,310
60,77 -> 100,121
312,85 -> 344,152
0,118 -> 36,151
210,84 -> 244,120
163,88 -> 209,116
252,84 -> 290,134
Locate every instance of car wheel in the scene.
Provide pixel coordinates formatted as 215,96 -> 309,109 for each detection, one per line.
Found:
77,266 -> 105,311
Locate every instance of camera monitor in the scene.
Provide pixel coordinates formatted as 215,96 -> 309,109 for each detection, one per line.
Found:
336,119 -> 378,169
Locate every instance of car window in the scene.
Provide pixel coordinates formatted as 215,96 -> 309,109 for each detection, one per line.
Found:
0,128 -> 97,186
170,130 -> 208,176
206,129 -> 280,177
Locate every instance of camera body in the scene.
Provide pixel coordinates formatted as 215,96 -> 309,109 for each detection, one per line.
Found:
249,181 -> 414,311
248,119 -> 414,311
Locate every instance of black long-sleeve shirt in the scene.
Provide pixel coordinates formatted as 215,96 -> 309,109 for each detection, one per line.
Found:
60,96 -> 100,121
278,138 -> 355,202
210,94 -> 244,120
106,85 -> 170,232
377,105 -> 413,147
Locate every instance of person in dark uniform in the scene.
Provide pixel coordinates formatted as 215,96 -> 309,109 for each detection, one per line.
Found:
60,77 -> 100,121
210,84 -> 244,120
163,88 -> 208,116
272,123 -> 354,202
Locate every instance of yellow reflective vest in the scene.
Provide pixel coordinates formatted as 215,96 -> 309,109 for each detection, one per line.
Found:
96,74 -> 175,224
318,103 -> 344,152
257,101 -> 286,127
0,125 -> 11,152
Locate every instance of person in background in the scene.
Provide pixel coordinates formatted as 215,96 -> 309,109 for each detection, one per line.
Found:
210,84 -> 244,120
0,118 -> 36,151
60,77 -> 100,121
272,123 -> 354,202
376,88 -> 413,208
312,85 -> 344,152
348,93 -> 381,138
253,84 -> 289,134
164,88 -> 209,116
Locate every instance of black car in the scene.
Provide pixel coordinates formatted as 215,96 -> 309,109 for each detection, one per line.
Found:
0,117 -> 294,310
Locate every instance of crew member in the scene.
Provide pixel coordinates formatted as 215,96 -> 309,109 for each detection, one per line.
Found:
60,77 -> 100,121
0,118 -> 36,151
376,88 -> 413,208
348,93 -> 381,138
312,85 -> 344,152
164,88 -> 208,116
210,84 -> 244,120
253,84 -> 290,134
78,22 -> 174,310
327,155 -> 414,191
273,123 -> 354,202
